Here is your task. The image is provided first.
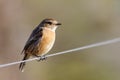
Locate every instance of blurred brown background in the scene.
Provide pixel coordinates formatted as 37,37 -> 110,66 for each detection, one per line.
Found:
0,0 -> 120,80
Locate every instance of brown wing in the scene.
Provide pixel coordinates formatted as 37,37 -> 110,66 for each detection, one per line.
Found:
21,26 -> 43,54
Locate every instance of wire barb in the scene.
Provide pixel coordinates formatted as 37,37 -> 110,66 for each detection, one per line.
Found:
0,38 -> 120,68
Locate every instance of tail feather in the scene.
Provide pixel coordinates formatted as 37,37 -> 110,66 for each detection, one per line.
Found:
19,62 -> 26,72
19,54 -> 30,72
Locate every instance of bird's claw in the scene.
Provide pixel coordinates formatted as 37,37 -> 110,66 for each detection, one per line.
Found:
38,55 -> 47,61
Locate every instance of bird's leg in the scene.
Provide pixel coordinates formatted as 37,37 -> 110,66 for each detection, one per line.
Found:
33,53 -> 47,61
39,55 -> 47,61
33,54 -> 47,61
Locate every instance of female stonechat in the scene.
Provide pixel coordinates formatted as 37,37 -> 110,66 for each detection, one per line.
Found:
19,18 -> 61,72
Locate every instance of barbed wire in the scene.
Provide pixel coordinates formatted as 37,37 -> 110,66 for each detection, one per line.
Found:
0,38 -> 120,68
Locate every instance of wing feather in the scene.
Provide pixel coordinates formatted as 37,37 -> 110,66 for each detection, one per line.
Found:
21,26 -> 43,54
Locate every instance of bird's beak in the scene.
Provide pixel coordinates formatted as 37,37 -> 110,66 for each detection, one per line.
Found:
56,23 -> 62,25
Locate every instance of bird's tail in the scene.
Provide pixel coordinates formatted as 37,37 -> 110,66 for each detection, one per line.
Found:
19,54 -> 30,72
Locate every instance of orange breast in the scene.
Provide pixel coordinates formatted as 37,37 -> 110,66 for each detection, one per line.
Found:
37,28 -> 55,55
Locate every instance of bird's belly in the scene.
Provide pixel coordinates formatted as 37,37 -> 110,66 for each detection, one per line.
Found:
37,29 -> 55,56
42,40 -> 55,55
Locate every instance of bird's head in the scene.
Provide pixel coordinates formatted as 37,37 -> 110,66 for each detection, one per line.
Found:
40,18 -> 61,31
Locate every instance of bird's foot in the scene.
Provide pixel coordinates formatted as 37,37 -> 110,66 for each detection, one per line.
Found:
38,55 -> 47,61
33,54 -> 47,61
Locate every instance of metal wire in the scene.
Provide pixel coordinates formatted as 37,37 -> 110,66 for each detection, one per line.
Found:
0,38 -> 120,68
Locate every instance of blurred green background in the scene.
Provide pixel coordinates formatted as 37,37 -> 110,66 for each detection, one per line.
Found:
0,0 -> 120,80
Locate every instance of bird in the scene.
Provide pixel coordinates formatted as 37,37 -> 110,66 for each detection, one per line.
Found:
19,18 -> 61,72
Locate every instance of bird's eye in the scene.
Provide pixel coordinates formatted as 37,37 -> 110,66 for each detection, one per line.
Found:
46,22 -> 52,25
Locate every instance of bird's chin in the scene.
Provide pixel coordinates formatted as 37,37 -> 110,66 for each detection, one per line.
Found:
51,26 -> 58,31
